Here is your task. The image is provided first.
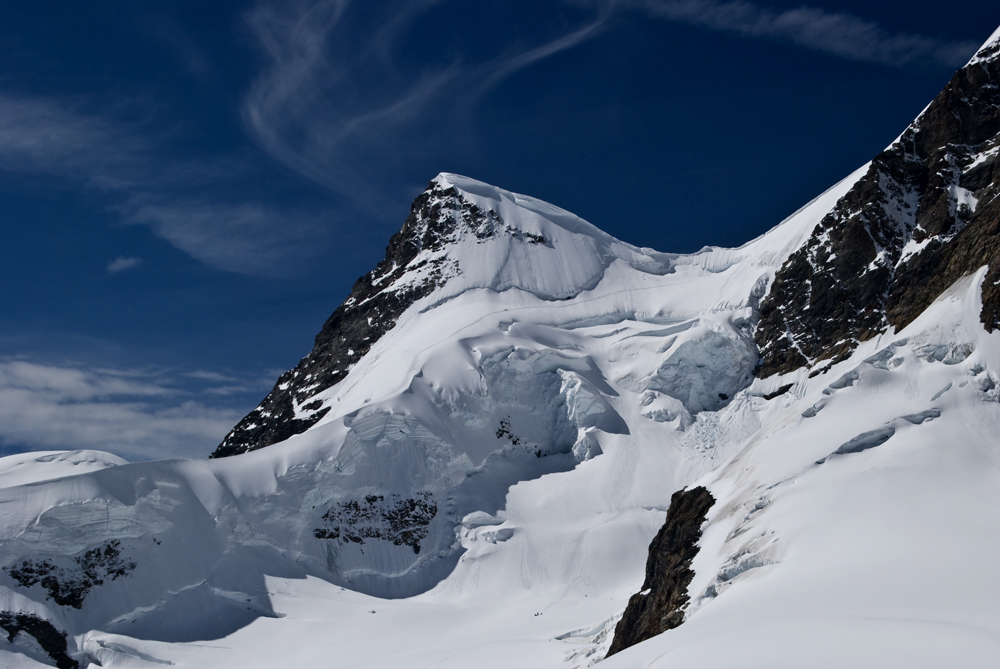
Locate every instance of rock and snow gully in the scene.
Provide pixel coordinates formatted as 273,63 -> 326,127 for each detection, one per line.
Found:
2,24 -> 1000,669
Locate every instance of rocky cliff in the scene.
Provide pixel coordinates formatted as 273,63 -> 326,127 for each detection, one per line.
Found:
756,37 -> 1000,376
606,486 -> 715,658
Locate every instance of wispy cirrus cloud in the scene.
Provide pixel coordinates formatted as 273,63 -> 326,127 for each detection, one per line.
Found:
0,96 -> 146,182
107,256 -> 141,273
126,200 -> 326,274
0,1 -> 982,273
598,0 -> 980,69
0,94 -> 329,276
241,0 -> 981,206
241,0 -> 612,205
0,360 -> 268,461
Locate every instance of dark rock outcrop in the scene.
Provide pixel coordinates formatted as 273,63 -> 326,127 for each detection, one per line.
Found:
756,39 -> 1000,377
606,486 -> 715,658
3,540 -> 136,609
314,493 -> 438,554
0,611 -> 77,668
212,180 -> 504,458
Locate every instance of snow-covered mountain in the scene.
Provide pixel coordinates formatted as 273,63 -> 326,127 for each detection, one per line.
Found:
2,25 -> 1000,669
212,174 -> 678,458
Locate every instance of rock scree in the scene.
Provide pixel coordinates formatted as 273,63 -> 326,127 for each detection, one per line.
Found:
605,485 -> 715,658
314,493 -> 438,554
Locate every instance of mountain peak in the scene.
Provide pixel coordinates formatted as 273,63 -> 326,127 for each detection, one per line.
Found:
212,175 -> 672,457
968,24 -> 1000,66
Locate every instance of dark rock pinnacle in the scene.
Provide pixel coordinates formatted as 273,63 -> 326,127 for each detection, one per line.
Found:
606,486 -> 715,658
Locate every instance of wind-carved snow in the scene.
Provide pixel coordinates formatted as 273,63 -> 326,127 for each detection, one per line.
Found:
0,450 -> 127,489
34,29 -> 991,666
967,24 -> 1000,66
414,173 -> 676,305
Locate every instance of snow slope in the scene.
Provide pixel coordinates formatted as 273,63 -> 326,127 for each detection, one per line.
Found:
160,194 -> 997,669
601,270 -> 1000,668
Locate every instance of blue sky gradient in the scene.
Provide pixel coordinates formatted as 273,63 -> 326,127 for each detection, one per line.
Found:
0,0 -> 996,459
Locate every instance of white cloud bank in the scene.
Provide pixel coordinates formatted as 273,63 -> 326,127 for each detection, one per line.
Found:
0,361 -> 248,461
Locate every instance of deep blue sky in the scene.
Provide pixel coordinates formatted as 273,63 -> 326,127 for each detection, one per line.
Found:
0,0 -> 997,460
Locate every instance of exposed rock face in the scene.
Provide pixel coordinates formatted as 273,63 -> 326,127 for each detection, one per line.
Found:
756,40 -> 1000,377
3,540 -> 136,609
0,611 -> 77,669
314,493 -> 438,554
605,486 -> 715,658
212,181 -> 506,458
